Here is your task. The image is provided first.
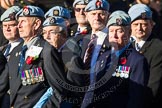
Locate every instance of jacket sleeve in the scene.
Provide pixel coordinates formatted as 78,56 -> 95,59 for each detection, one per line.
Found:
0,62 -> 9,105
147,49 -> 162,96
127,55 -> 151,108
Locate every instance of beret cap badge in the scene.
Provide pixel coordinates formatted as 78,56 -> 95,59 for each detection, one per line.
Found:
96,0 -> 102,8
23,6 -> 30,16
141,12 -> 146,19
116,18 -> 122,25
53,10 -> 59,16
84,0 -> 89,3
9,12 -> 16,20
49,17 -> 55,24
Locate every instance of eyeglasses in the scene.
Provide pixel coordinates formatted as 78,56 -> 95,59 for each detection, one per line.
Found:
2,23 -> 17,29
42,31 -> 61,37
74,8 -> 85,12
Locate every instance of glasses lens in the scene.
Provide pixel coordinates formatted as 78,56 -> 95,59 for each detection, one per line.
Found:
75,8 -> 85,12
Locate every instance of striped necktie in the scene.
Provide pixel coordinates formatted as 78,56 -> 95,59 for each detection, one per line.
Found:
83,34 -> 97,69
81,34 -> 97,108
4,44 -> 11,57
18,45 -> 28,72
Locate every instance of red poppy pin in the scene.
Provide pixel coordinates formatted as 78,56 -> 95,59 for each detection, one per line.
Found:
23,6 -> 30,16
9,13 -> 15,20
96,0 -> 102,8
26,56 -> 38,65
81,28 -> 88,34
120,57 -> 127,65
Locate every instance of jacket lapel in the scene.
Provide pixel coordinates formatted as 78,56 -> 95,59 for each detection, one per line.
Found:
140,36 -> 153,54
10,42 -> 23,104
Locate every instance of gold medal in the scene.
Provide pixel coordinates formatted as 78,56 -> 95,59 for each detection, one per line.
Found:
116,72 -> 120,77
25,70 -> 31,85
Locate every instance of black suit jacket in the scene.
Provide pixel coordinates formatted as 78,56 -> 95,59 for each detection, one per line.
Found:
0,37 -> 68,108
0,51 -> 7,74
137,34 -> 162,108
0,48 -> 7,108
86,45 -> 150,108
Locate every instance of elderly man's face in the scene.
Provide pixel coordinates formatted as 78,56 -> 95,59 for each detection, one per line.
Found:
43,26 -> 67,49
86,10 -> 108,32
131,19 -> 154,41
2,20 -> 19,41
109,26 -> 130,50
17,17 -> 42,41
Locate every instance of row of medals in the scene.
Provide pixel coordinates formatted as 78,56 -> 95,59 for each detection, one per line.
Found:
112,66 -> 130,78
21,67 -> 44,86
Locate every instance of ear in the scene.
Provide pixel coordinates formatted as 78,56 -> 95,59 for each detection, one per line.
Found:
150,20 -> 155,28
33,19 -> 42,30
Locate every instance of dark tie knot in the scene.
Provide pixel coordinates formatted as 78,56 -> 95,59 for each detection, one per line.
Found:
136,43 -> 141,51
91,34 -> 97,40
88,34 -> 97,46
22,45 -> 28,52
7,43 -> 11,48
21,45 -> 28,57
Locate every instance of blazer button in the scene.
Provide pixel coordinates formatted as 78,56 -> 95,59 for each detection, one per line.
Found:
9,76 -> 11,79
139,51 -> 143,54
24,96 -> 28,99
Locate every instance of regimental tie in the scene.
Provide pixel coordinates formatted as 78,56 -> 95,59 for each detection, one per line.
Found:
83,34 -> 97,69
18,45 -> 28,73
4,43 -> 11,57
136,43 -> 141,51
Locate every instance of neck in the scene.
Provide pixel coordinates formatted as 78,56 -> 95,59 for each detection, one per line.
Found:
92,27 -> 105,33
9,37 -> 20,43
23,35 -> 37,44
79,23 -> 88,27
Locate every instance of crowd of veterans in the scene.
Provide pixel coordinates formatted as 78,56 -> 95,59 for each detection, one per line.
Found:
0,0 -> 162,108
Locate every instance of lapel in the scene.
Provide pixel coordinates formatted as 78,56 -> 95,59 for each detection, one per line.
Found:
10,42 -> 23,103
70,23 -> 78,36
0,43 -> 8,53
132,41 -> 135,49
98,38 -> 110,56
140,36 -> 153,54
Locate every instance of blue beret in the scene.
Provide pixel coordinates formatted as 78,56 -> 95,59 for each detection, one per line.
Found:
107,10 -> 131,27
73,0 -> 89,7
128,4 -> 152,22
44,6 -> 71,19
43,16 -> 66,28
16,5 -> 44,19
1,6 -> 21,22
85,0 -> 110,12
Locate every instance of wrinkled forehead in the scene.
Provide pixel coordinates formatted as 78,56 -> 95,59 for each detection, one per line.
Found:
75,4 -> 87,8
131,19 -> 151,24
87,9 -> 108,14
17,16 -> 36,21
